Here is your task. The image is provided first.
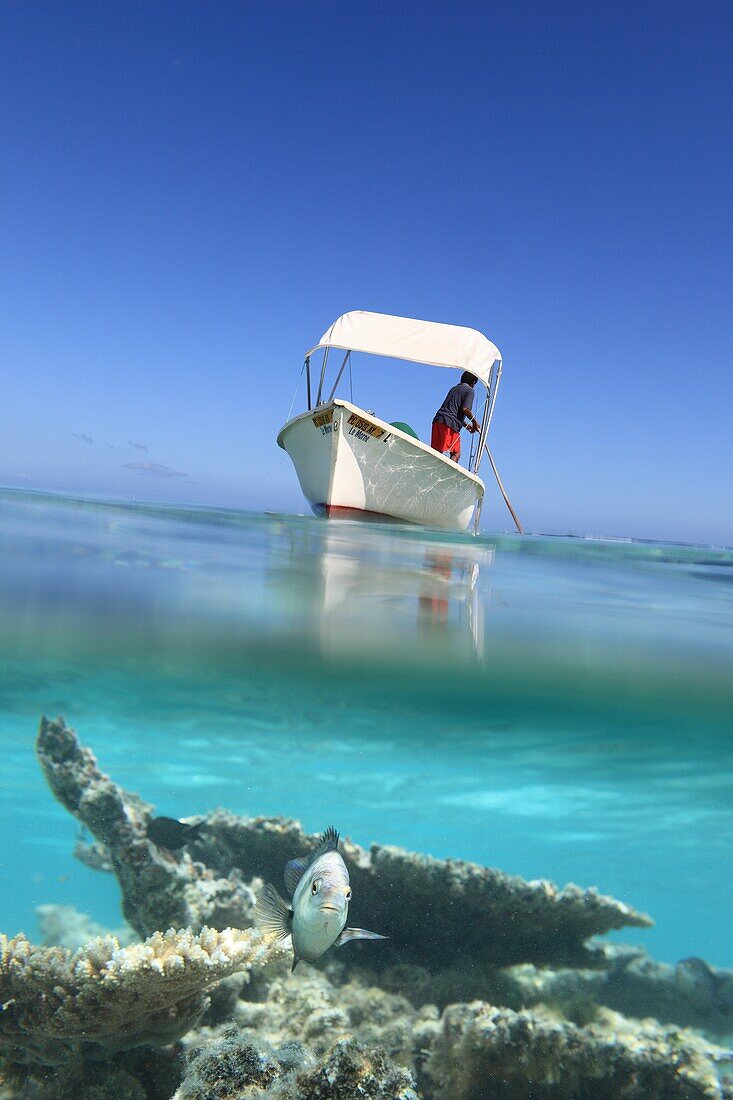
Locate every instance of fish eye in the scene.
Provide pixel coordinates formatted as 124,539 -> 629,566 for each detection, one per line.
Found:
345,888 -> 352,901
311,879 -> 320,895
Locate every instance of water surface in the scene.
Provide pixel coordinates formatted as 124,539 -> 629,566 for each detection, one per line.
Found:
1,487 -> 731,966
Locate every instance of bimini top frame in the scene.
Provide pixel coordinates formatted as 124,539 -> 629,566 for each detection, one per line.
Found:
301,310 -> 504,477
307,310 -> 501,385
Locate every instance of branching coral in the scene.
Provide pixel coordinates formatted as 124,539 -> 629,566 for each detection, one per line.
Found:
0,926 -> 275,1074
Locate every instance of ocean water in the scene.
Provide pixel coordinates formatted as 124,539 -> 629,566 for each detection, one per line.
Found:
0,486 -> 731,970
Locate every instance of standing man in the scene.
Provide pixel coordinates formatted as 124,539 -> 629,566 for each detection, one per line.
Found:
431,371 -> 481,463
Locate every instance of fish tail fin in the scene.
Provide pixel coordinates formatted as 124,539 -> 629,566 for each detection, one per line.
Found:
255,883 -> 293,943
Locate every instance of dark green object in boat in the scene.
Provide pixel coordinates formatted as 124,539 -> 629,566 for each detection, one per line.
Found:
390,421 -> 419,439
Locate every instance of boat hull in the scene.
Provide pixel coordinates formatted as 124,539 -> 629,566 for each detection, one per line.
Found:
277,401 -> 484,532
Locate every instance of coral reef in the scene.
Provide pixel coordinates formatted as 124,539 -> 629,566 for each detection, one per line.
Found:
272,1038 -> 419,1100
73,834 -> 114,874
26,716 -> 733,1099
347,948 -> 733,1046
233,961 -> 430,1065
17,1062 -> 149,1100
37,716 -> 257,938
174,1028 -> 418,1099
173,1028 -> 282,1097
190,810 -> 653,970
180,959 -> 733,1099
424,1001 -> 733,1099
2,1047 -> 183,1100
39,717 -> 652,971
0,926 -> 274,1074
600,949 -> 733,1041
493,946 -> 733,1043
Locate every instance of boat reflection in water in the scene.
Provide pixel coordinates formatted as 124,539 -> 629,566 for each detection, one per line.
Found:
417,548 -> 484,656
266,519 -> 493,667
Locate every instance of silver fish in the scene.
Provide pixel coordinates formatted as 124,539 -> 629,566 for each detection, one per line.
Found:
255,826 -> 387,971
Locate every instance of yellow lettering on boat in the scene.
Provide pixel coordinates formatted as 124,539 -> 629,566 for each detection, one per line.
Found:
347,413 -> 384,438
312,410 -> 333,428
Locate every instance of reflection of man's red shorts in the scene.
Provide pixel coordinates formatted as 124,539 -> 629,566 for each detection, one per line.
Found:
431,420 -> 461,457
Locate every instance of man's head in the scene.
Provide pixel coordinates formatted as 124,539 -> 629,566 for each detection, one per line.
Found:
461,372 -> 478,387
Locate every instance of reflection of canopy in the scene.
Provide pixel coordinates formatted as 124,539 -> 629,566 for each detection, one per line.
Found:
307,311 -> 502,387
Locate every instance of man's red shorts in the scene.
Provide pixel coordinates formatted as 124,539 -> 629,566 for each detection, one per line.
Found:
431,420 -> 460,458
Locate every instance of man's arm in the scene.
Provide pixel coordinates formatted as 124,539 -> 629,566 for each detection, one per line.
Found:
461,406 -> 480,433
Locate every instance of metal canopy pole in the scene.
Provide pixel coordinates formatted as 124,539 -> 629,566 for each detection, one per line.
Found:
305,356 -> 312,410
477,360 -> 502,463
326,351 -> 351,403
472,359 -> 504,534
315,347 -> 330,406
472,388 -> 491,476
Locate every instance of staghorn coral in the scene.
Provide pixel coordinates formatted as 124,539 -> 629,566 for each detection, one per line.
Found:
0,926 -> 275,1074
36,716 -> 256,938
424,1000 -> 733,1100
38,718 -> 652,972
174,1028 -> 418,1099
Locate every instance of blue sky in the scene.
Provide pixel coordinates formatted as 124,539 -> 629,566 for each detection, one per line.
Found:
1,0 -> 731,543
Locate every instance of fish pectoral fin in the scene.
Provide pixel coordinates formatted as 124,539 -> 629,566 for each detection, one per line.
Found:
255,883 -> 293,942
335,926 -> 389,947
284,857 -> 309,897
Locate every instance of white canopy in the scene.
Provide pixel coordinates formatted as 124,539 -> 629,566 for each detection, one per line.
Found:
307,311 -> 501,387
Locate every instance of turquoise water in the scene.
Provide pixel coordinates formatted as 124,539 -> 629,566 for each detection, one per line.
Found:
1,487 -> 731,967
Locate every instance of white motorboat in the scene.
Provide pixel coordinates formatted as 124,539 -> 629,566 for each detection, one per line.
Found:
277,310 -> 508,533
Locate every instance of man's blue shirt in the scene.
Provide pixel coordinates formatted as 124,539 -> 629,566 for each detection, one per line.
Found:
433,382 -> 474,432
